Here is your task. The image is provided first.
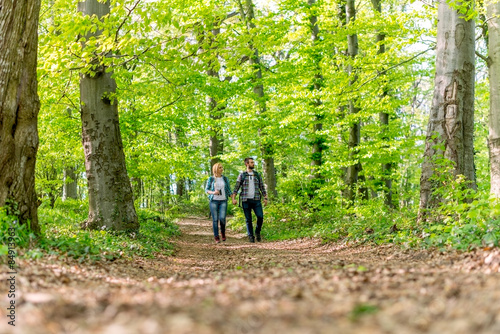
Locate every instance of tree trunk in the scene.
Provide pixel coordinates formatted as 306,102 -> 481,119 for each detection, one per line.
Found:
78,0 -> 138,231
159,176 -> 170,211
176,178 -> 185,198
343,0 -> 366,202
488,1 -> 500,197
130,177 -> 142,204
0,0 -> 41,233
371,0 -> 393,208
419,0 -> 476,218
208,93 -> 224,169
238,0 -> 277,198
205,25 -> 225,169
62,167 -> 78,200
308,0 -> 325,184
174,127 -> 187,199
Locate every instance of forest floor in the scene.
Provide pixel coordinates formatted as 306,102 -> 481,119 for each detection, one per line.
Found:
1,216 -> 500,334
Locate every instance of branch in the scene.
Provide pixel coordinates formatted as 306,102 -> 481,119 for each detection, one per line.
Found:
145,62 -> 173,84
115,0 -> 142,43
224,11 -> 239,21
345,46 -> 435,94
476,51 -> 492,67
143,95 -> 183,117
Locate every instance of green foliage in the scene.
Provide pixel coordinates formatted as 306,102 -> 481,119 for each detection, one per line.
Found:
33,0 -> 499,253
421,164 -> 500,250
0,208 -> 36,257
229,196 -> 419,245
14,200 -> 180,262
349,303 -> 379,321
229,183 -> 499,251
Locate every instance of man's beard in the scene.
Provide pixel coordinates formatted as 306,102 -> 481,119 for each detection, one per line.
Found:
248,165 -> 255,170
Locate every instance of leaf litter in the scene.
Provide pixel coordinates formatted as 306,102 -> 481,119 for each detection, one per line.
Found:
1,216 -> 499,334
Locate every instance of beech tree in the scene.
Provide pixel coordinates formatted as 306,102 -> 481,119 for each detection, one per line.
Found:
0,0 -> 42,232
237,0 -> 278,198
78,0 -> 138,231
62,167 -> 78,201
308,0 -> 325,184
419,0 -> 476,219
371,0 -> 393,207
203,19 -> 225,169
487,0 -> 500,197
343,0 -> 365,202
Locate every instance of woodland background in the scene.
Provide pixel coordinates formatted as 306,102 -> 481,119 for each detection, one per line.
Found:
1,0 -> 500,259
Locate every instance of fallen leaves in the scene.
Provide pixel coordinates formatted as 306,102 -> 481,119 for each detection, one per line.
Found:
0,217 -> 499,334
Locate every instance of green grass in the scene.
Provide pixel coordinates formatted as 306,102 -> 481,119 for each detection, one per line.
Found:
1,199 -> 180,263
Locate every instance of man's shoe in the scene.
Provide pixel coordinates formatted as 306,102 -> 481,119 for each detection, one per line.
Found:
215,236 -> 221,243
256,234 -> 261,242
248,235 -> 255,243
221,233 -> 226,242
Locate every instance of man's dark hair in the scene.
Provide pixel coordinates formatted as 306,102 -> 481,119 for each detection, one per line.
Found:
244,157 -> 254,164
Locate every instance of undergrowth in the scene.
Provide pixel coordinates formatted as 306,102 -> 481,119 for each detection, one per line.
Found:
0,199 -> 180,263
228,193 -> 500,250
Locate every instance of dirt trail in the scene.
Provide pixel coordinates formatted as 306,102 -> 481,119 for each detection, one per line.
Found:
1,217 -> 500,334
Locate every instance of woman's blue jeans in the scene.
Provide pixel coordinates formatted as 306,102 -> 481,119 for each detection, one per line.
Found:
209,200 -> 227,237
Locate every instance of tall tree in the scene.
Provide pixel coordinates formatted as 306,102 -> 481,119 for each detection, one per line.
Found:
174,126 -> 187,199
487,0 -> 500,197
419,0 -> 476,219
78,0 -> 138,231
237,0 -> 278,198
343,0 -> 365,202
205,22 -> 225,169
308,0 -> 326,184
62,167 -> 78,200
0,0 -> 42,232
371,0 -> 393,207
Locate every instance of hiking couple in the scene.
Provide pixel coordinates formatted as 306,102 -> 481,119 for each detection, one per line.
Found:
205,157 -> 268,244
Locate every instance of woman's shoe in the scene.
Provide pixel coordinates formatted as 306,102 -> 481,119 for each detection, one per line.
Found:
221,232 -> 226,241
215,236 -> 221,243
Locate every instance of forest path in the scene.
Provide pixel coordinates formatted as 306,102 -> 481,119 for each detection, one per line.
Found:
1,216 -> 500,334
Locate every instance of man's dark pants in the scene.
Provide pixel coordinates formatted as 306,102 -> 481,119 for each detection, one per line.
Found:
242,199 -> 263,237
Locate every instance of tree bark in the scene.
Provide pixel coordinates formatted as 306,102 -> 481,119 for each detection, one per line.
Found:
62,167 -> 78,200
371,0 -> 393,208
419,0 -> 476,218
176,178 -> 185,197
208,100 -> 224,169
174,127 -> 187,199
308,0 -> 325,183
343,0 -> 366,202
238,0 -> 277,198
78,0 -> 138,231
201,22 -> 225,169
207,65 -> 224,168
0,0 -> 41,232
488,1 -> 500,197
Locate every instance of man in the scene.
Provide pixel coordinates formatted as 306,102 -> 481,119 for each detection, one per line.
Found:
232,157 -> 268,243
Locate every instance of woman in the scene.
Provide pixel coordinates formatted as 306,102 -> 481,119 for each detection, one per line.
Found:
205,163 -> 231,243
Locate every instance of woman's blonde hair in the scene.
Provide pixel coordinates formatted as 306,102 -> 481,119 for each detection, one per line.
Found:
212,162 -> 223,177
